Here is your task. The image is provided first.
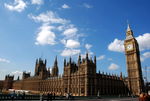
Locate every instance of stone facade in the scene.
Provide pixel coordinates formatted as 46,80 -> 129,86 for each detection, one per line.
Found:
124,24 -> 144,95
10,54 -> 128,96
0,81 -> 4,91
3,75 -> 14,90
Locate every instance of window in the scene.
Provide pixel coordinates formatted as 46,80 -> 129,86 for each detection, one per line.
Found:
65,88 -> 67,93
81,88 -> 84,94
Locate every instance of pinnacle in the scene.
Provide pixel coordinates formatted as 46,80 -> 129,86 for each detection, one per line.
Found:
127,23 -> 131,31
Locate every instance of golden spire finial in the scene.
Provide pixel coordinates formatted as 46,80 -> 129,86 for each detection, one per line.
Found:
127,20 -> 131,31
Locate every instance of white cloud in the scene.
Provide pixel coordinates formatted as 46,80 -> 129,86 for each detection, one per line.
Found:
141,51 -> 150,62
63,27 -> 78,37
28,11 -> 71,46
136,33 -> 150,51
35,24 -> 56,45
81,54 -> 86,59
28,11 -> 85,56
83,44 -> 93,58
97,55 -> 105,60
28,11 -> 68,24
108,39 -> 124,52
143,52 -> 150,58
11,71 -> 22,75
60,25 -> 85,57
108,58 -> 113,61
60,39 -> 66,45
4,0 -> 27,12
62,4 -> 70,9
61,49 -> 80,57
61,25 -> 84,42
65,39 -> 80,48
0,58 -> 10,63
57,25 -> 64,31
11,71 -> 23,79
83,3 -> 93,8
108,63 -> 119,70
31,0 -> 43,5
140,57 -> 144,62
81,52 -> 93,59
85,44 -> 92,50
108,33 -> 150,52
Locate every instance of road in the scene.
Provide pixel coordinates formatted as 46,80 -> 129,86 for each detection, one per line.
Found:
1,97 -> 138,101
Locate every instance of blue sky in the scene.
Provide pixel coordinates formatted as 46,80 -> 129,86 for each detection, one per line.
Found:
0,0 -> 150,81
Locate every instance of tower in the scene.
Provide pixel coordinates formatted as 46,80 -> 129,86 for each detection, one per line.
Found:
124,24 -> 144,95
34,58 -> 48,79
3,75 -> 14,90
51,56 -> 59,77
79,52 -> 97,96
22,71 -> 30,79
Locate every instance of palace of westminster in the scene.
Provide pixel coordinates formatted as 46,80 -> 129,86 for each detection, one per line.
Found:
0,25 -> 144,96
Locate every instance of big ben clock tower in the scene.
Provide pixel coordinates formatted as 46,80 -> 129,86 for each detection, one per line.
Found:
124,24 -> 144,95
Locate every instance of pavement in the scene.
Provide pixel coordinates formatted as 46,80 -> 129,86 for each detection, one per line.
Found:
75,98 -> 138,101
1,97 -> 138,101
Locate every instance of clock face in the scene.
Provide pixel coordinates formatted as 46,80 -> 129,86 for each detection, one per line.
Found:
126,44 -> 133,51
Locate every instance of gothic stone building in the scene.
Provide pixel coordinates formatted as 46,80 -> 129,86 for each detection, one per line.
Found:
1,24 -> 143,96
10,55 -> 128,96
124,24 -> 144,95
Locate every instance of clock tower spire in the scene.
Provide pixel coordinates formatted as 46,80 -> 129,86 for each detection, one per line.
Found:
126,24 -> 134,39
124,24 -> 144,95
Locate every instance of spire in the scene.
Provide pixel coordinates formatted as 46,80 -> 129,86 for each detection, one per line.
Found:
64,58 -> 66,67
78,54 -> 81,64
127,23 -> 131,31
127,20 -> 131,31
36,59 -> 38,65
54,56 -> 57,66
52,56 -> 59,77
47,67 -> 50,77
47,67 -> 50,72
94,55 -> 96,64
86,52 -> 88,60
99,70 -> 100,74
120,72 -> 123,80
69,56 -> 72,64
45,59 -> 47,65
126,23 -> 133,37
39,58 -> 41,62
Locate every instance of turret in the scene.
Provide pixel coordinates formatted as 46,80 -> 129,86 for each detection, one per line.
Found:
64,58 -> 66,67
34,58 -> 47,77
36,59 -> 38,65
54,56 -> 57,66
120,72 -> 123,80
94,56 -> 96,65
5,75 -> 14,81
47,68 -> 51,77
3,74 -> 14,90
51,56 -> 59,77
86,52 -> 89,60
45,59 -> 47,65
69,57 -> 72,64
98,70 -> 100,74
78,54 -> 81,64
22,71 -> 30,79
